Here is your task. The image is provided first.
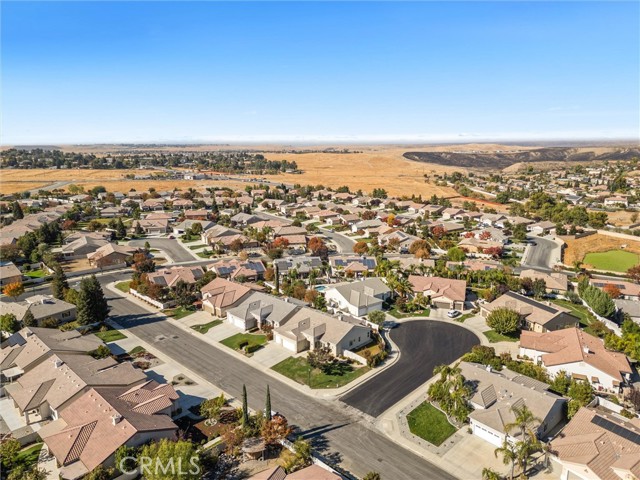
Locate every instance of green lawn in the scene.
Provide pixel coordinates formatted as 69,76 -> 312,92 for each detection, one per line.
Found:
164,306 -> 196,320
454,313 -> 475,323
271,356 -> 370,389
484,330 -> 519,343
352,341 -> 382,358
95,329 -> 127,342
583,250 -> 640,273
220,332 -> 267,351
129,346 -> 146,356
407,402 -> 457,446
15,443 -> 43,469
188,244 -> 207,250
387,307 -> 431,319
24,269 -> 48,278
115,280 -> 132,293
191,320 -> 222,334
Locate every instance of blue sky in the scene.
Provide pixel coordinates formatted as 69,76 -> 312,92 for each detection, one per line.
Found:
2,1 -> 639,144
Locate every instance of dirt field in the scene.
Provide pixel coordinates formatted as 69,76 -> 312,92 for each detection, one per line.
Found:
562,233 -> 640,268
0,181 -> 52,194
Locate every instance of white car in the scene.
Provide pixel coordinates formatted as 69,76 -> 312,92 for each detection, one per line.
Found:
447,310 -> 460,318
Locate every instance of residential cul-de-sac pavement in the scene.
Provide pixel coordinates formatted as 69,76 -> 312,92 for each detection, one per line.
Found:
129,237 -> 197,263
341,320 -> 481,418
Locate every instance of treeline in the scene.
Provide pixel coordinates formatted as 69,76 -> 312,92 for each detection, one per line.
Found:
0,149 -> 298,174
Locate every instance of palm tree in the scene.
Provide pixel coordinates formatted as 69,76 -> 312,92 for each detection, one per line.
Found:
515,437 -> 541,479
494,440 -> 517,480
505,404 -> 541,441
482,467 -> 502,480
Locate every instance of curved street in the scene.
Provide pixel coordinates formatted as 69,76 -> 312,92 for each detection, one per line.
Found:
341,320 -> 480,418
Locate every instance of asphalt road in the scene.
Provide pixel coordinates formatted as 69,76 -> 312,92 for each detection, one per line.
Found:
522,236 -> 561,270
129,238 -> 197,263
341,321 -> 480,417
98,274 -> 455,479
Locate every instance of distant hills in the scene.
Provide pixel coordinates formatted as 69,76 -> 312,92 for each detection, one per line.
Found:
403,146 -> 640,170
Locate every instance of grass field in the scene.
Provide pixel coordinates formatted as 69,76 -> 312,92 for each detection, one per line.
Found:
484,330 -> 519,343
583,250 -> 640,273
191,320 -> 222,334
14,443 -> 43,469
406,402 -> 457,446
563,233 -> 640,269
95,328 -> 127,342
271,356 -> 369,389
220,332 -> 267,351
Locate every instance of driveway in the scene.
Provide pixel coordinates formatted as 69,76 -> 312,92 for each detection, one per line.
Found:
129,238 -> 197,263
340,320 -> 480,417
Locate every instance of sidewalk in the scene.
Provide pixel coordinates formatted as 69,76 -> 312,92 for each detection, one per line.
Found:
105,282 -> 401,401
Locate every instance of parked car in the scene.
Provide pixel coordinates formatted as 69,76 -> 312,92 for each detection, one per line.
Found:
447,310 -> 460,318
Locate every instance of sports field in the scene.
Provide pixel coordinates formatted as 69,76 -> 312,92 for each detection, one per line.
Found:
583,250 -> 640,273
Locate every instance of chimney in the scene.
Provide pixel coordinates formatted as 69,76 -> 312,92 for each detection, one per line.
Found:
111,413 -> 123,425
53,359 -> 64,368
486,365 -> 492,373
583,346 -> 590,355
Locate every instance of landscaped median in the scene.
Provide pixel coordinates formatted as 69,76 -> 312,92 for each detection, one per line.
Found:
271,356 -> 369,389
406,402 -> 457,446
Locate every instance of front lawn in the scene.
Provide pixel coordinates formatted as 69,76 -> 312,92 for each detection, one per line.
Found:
407,402 -> 457,446
95,328 -> 127,342
484,329 -> 519,343
352,341 -> 382,358
583,250 -> 640,273
191,320 -> 222,334
271,356 -> 369,389
24,269 -> 47,278
164,306 -> 196,320
15,443 -> 43,469
115,280 -> 132,293
220,332 -> 267,352
387,307 -> 431,319
454,313 -> 475,323
188,244 -> 207,250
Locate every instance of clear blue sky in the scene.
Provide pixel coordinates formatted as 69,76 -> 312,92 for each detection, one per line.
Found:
2,1 -> 639,144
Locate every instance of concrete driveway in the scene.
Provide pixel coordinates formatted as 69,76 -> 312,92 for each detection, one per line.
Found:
340,320 -> 480,417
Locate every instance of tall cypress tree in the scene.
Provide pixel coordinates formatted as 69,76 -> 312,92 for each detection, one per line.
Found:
51,265 -> 69,300
242,384 -> 249,426
265,385 -> 272,422
76,275 -> 108,325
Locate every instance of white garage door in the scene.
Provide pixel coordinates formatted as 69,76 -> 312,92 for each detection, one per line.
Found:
472,422 -> 503,447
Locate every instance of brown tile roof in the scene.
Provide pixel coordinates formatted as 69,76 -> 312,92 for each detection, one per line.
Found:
520,328 -> 631,382
551,408 -> 640,480
408,275 -> 467,302
201,278 -> 252,311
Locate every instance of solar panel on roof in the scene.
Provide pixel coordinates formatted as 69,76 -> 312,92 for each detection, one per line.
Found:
591,415 -> 640,445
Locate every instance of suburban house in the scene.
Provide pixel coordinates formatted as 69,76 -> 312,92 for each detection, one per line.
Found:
55,235 -> 110,260
207,259 -> 266,281
0,295 -> 77,327
200,278 -> 254,317
519,269 -> 569,293
172,219 -> 215,235
527,221 -> 556,235
480,292 -> 579,332
603,196 -> 629,207
201,225 -> 257,252
87,243 -> 135,268
519,328 -> 632,391
461,362 -> 566,447
274,308 -> 372,355
325,278 -> 392,317
133,218 -> 170,235
226,292 -> 299,331
614,298 -> 640,324
590,279 -> 640,300
1,328 -> 105,389
407,275 -> 467,310
329,255 -> 377,277
550,407 -> 640,480
273,256 -> 323,278
3,352 -> 145,424
377,230 -> 420,252
249,464 -> 341,480
146,265 -> 205,288
39,384 -> 179,480
0,261 -> 22,286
